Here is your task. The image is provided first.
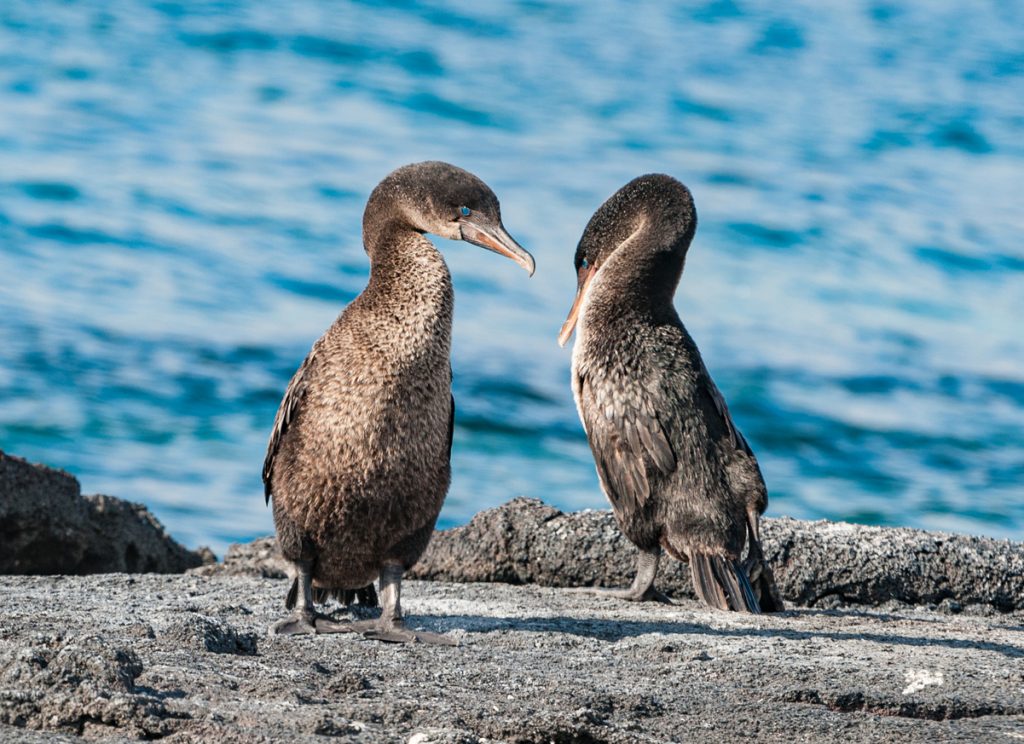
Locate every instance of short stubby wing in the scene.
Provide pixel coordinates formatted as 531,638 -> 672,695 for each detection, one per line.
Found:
447,393 -> 455,462
577,370 -> 676,517
693,359 -> 769,513
692,359 -> 782,610
262,341 -> 321,504
701,367 -> 753,457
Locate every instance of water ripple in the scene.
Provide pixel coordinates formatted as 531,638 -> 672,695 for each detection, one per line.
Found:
1,0 -> 1022,552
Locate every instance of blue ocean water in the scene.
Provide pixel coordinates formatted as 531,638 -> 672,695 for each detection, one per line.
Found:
1,1 -> 1022,555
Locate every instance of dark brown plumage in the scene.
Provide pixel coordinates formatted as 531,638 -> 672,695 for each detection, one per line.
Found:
559,174 -> 783,613
264,161 -> 534,641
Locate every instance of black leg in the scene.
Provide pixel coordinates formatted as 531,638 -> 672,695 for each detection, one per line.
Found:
570,546 -> 673,604
336,562 -> 457,645
269,561 -> 355,635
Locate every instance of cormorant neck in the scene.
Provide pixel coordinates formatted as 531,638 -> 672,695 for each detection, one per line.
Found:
591,213 -> 689,317
364,230 -> 451,302
362,183 -> 415,251
344,228 -> 453,362
359,167 -> 459,311
355,175 -> 454,347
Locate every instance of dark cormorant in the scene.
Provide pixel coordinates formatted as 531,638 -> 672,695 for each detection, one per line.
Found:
558,174 -> 782,613
264,161 -> 535,641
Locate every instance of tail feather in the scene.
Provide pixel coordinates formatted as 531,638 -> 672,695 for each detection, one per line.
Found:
314,585 -> 380,608
690,553 -> 762,613
285,580 -> 380,610
355,584 -> 379,608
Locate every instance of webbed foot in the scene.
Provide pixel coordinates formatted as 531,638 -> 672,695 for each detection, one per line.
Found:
570,585 -> 674,604
269,611 -> 354,636
340,619 -> 458,646
570,549 -> 672,605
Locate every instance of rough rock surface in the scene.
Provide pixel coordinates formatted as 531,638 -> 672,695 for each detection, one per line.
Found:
202,498 -> 1024,612
0,450 -> 211,574
409,498 -> 1024,612
190,535 -> 286,579
0,573 -> 1021,742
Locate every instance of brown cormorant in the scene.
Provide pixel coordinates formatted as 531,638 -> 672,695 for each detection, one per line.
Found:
264,161 -> 535,641
558,174 -> 782,613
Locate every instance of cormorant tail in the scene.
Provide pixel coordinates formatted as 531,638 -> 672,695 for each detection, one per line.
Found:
355,583 -> 380,608
287,581 -> 379,610
690,553 -> 762,613
313,585 -> 380,608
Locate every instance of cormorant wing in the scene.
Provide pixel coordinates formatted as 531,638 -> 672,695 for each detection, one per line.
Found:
700,367 -> 754,457
577,371 -> 677,515
447,392 -> 455,462
693,359 -> 770,526
262,341 -> 321,504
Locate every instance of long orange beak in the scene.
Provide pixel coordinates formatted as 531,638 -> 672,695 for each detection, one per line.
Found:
460,219 -> 535,276
557,265 -> 597,347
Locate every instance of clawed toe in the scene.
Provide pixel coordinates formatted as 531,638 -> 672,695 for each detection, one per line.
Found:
273,564 -> 454,643
312,616 -> 359,634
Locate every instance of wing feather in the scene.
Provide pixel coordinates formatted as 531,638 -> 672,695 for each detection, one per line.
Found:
578,372 -> 676,515
702,369 -> 753,456
262,343 -> 321,504
446,393 -> 455,462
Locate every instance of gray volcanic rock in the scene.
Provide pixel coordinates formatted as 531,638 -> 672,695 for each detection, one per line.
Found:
0,631 -> 177,739
205,499 -> 1024,613
407,498 -> 1024,612
0,450 -> 211,574
189,535 -> 286,579
0,573 -> 1021,742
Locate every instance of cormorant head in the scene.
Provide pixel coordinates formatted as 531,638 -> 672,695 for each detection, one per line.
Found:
558,174 -> 696,346
365,161 -> 535,276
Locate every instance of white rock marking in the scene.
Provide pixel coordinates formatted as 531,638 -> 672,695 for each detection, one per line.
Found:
902,669 -> 944,695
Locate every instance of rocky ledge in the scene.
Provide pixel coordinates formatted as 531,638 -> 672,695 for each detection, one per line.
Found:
0,450 -> 212,574
1,573 -> 1022,742
2,455 -> 1023,741
202,497 -> 1024,614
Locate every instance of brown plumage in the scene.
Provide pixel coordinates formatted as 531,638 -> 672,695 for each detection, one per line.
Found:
559,174 -> 783,613
264,161 -> 534,641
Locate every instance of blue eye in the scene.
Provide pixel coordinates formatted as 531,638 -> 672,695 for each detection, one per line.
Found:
460,206 -> 471,217
581,257 -> 589,270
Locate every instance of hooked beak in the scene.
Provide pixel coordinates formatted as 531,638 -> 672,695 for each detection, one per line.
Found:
557,264 -> 597,347
460,219 -> 535,276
